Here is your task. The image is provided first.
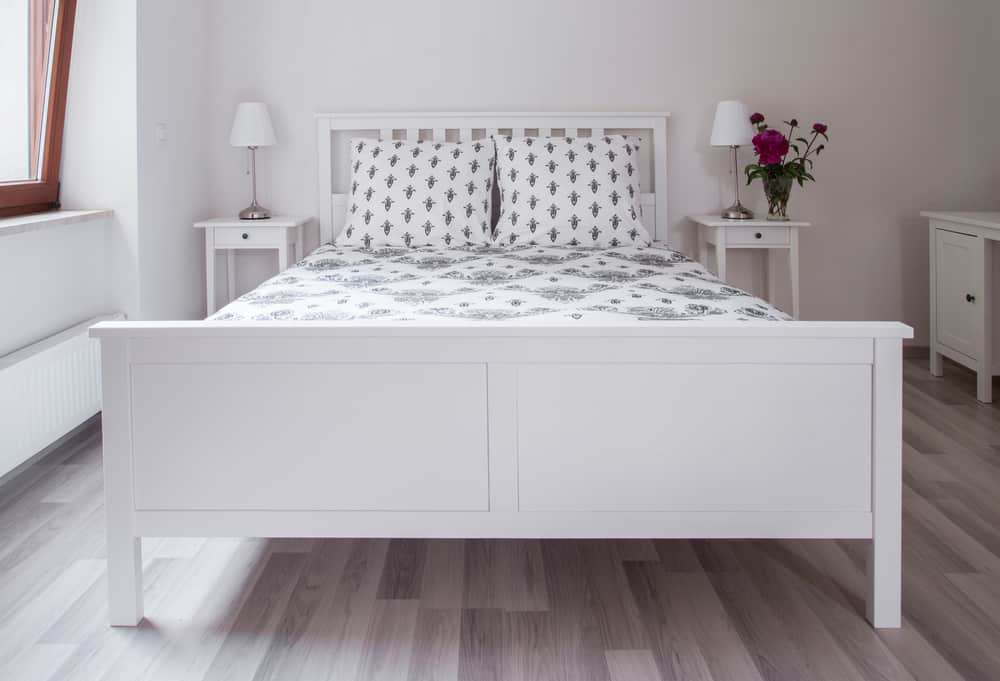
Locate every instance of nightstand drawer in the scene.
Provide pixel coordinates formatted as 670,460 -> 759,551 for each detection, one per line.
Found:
726,226 -> 790,246
213,226 -> 291,247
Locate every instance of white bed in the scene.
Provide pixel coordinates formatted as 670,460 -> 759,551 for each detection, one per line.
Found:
90,112 -> 912,629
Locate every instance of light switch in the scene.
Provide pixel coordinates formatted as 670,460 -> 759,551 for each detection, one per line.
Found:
155,122 -> 168,144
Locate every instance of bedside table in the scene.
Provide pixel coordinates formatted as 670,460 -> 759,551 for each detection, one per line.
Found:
194,216 -> 311,314
689,215 -> 811,319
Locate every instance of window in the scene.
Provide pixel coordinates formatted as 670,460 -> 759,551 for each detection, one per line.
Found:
0,0 -> 76,218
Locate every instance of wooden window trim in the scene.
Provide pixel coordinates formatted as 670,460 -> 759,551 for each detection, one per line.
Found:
0,0 -> 77,219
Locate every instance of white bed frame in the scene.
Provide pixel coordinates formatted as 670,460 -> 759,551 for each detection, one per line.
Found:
91,112 -> 912,629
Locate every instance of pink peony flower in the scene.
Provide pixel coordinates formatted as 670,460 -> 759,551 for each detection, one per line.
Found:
813,123 -> 828,134
752,129 -> 789,165
750,112 -> 765,125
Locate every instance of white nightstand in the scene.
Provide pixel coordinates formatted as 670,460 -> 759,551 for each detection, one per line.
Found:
689,215 -> 811,319
922,211 -> 1000,403
194,216 -> 311,314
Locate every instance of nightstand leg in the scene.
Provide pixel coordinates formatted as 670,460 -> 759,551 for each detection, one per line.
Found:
766,249 -> 778,306
790,229 -> 800,319
277,243 -> 290,272
227,250 -> 236,303
697,226 -> 708,269
205,231 -> 216,316
715,233 -> 728,282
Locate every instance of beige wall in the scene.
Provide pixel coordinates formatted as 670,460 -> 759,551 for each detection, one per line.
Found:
199,1 -> 996,340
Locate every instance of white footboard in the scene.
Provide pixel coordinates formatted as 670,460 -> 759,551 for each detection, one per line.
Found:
90,320 -> 911,628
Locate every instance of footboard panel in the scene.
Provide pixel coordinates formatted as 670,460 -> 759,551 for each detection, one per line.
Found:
130,362 -> 489,511
516,363 -> 871,512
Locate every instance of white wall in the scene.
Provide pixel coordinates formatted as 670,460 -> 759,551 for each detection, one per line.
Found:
136,0 -> 211,320
60,0 -> 140,320
58,0 -> 210,323
202,0 -> 1000,342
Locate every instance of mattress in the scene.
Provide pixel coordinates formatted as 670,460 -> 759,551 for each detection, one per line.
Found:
210,243 -> 790,323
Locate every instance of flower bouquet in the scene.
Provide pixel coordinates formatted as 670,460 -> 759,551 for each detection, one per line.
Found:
744,113 -> 828,220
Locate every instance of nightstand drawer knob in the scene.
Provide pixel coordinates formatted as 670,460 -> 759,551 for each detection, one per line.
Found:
966,293 -> 976,303
242,233 -> 249,240
754,232 -> 762,239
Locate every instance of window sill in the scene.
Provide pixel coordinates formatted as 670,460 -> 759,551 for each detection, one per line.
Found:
0,209 -> 112,239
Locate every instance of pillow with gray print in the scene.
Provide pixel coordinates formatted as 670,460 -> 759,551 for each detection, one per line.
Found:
339,137 -> 495,248
492,135 -> 651,247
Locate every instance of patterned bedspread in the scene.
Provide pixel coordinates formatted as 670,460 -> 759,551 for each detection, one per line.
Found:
210,243 -> 790,323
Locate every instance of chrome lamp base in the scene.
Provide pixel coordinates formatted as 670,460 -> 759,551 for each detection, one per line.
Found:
720,201 -> 754,220
238,201 -> 271,220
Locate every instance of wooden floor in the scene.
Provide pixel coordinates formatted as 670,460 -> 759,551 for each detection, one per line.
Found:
1,358 -> 999,681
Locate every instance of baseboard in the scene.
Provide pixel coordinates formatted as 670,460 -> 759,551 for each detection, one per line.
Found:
903,345 -> 929,359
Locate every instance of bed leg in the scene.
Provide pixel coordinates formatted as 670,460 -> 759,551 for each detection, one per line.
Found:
108,536 -> 143,626
100,337 -> 144,626
866,337 -> 902,628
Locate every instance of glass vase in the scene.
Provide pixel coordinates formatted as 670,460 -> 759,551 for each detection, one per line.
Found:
763,174 -> 793,221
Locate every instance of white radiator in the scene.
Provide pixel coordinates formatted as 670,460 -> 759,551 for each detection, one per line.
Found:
0,314 -> 121,478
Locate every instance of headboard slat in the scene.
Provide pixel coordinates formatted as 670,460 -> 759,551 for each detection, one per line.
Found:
317,112 -> 670,245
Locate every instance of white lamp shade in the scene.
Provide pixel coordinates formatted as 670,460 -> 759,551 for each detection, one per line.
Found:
710,100 -> 754,147
229,102 -> 276,147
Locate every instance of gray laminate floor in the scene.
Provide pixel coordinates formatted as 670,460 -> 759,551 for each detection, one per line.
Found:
1,358 -> 999,680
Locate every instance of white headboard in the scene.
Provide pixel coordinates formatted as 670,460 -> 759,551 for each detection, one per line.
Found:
315,112 -> 670,245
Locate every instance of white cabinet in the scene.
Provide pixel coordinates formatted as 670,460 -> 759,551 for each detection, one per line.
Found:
923,212 -> 999,402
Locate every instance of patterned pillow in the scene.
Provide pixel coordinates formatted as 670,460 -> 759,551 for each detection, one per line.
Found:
339,137 -> 495,248
492,135 -> 651,247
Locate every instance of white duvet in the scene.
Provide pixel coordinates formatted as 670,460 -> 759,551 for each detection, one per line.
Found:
211,243 -> 790,323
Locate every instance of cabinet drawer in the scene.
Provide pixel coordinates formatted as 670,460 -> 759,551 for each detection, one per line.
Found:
725,226 -> 790,246
214,226 -> 290,247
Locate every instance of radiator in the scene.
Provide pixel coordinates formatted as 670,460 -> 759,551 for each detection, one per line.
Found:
0,314 -> 121,478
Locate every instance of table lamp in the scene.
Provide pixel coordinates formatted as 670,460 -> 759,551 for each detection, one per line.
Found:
230,102 -> 276,220
710,100 -> 755,220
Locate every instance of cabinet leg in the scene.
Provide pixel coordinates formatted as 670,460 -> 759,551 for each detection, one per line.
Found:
977,369 -> 993,403
929,349 -> 943,377
975,236 -> 993,403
